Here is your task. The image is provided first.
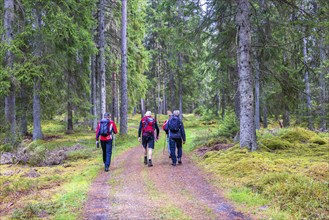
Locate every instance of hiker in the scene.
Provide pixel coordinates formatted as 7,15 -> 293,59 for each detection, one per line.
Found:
162,111 -> 172,158
165,110 -> 186,166
96,112 -> 118,172
138,111 -> 159,167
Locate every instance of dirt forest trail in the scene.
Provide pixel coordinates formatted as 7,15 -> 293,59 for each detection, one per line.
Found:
82,143 -> 251,220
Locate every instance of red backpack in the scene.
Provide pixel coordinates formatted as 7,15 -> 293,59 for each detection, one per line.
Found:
142,116 -> 155,136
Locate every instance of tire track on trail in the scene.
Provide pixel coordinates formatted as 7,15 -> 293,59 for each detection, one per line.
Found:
82,145 -> 252,220
147,151 -> 251,220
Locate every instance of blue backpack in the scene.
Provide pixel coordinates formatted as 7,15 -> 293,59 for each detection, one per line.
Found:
100,119 -> 112,136
168,117 -> 181,133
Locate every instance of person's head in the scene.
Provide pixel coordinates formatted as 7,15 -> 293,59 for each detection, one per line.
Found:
145,111 -> 152,117
104,112 -> 111,119
167,110 -> 172,118
173,110 -> 180,116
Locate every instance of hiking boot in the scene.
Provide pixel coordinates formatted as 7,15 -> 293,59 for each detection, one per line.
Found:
105,167 -> 109,172
171,163 -> 176,166
178,158 -> 182,164
148,159 -> 153,167
144,156 -> 147,165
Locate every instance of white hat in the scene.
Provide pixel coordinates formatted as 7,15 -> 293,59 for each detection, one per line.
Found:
145,111 -> 152,116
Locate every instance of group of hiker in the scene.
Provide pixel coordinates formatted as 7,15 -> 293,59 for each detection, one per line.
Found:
95,110 -> 186,172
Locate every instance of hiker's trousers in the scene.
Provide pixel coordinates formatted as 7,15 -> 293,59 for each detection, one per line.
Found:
169,138 -> 182,164
101,139 -> 113,168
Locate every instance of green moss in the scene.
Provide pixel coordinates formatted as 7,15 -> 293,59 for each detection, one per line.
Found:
251,173 -> 329,219
280,127 -> 314,143
261,136 -> 293,150
310,136 -> 327,145
229,187 -> 268,207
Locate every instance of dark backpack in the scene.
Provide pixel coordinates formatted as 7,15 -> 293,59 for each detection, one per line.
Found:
100,119 -> 111,136
168,117 -> 181,133
142,116 -> 155,135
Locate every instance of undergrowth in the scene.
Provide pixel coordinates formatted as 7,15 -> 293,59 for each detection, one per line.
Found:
1,114 -> 141,219
190,117 -> 329,220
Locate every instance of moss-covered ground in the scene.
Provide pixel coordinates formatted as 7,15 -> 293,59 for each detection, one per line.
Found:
184,115 -> 329,220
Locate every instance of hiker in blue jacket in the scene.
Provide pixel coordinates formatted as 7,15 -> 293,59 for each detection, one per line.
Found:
165,110 -> 186,166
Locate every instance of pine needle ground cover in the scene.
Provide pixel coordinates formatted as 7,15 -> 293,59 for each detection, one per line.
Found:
187,115 -> 329,220
0,116 -> 140,219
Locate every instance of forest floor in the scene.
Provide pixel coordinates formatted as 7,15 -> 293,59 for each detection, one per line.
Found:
82,144 -> 251,220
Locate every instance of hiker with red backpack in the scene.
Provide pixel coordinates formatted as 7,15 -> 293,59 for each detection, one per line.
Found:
96,112 -> 118,172
164,110 -> 186,166
138,111 -> 159,167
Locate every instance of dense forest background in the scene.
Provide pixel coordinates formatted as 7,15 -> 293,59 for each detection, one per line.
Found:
1,0 -> 328,148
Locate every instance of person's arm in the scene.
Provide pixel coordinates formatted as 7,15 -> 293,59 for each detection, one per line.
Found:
180,122 -> 186,143
138,120 -> 143,138
155,121 -> 160,139
162,120 -> 168,135
111,121 -> 118,134
96,122 -> 100,141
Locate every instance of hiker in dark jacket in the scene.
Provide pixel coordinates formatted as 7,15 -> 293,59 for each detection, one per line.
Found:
96,113 -> 118,172
165,110 -> 186,166
138,111 -> 159,167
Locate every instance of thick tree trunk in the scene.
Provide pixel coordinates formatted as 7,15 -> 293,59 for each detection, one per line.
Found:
33,78 -> 43,140
303,37 -> 313,130
19,88 -> 28,136
33,8 -> 43,140
236,0 -> 257,151
98,0 -> 106,116
4,0 -> 16,144
120,0 -> 128,134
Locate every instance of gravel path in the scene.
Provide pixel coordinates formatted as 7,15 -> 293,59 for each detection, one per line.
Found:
82,145 -> 251,220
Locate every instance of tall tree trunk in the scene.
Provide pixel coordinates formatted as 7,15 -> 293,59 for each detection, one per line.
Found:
254,55 -> 260,130
33,78 -> 43,140
163,71 -> 167,114
303,36 -> 313,130
120,0 -> 128,134
4,0 -> 16,144
112,69 -> 118,123
140,98 -> 145,118
319,37 -> 327,130
236,0 -> 257,151
19,88 -> 28,136
33,8 -> 43,140
67,68 -> 73,132
98,0 -> 106,116
262,96 -> 268,128
178,53 -> 183,120
91,54 -> 98,130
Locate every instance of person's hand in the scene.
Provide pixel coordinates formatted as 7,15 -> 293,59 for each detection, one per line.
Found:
183,141 -> 186,144
138,137 -> 141,142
